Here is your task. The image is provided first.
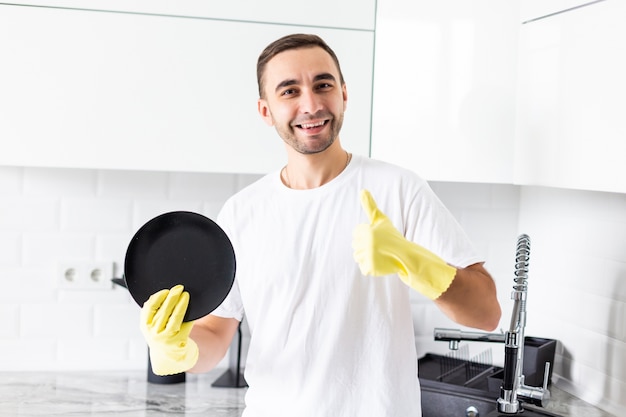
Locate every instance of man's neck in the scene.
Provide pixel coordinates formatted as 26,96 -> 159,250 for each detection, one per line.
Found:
281,145 -> 351,190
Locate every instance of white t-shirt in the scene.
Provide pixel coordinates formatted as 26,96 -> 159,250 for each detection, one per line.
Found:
213,155 -> 482,417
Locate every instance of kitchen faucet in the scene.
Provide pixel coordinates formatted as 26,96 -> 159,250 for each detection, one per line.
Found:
433,234 -> 551,414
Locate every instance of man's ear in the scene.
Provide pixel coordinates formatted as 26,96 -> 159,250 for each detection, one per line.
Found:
342,83 -> 348,112
257,99 -> 274,126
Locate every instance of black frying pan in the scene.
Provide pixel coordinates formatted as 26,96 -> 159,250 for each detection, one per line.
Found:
124,211 -> 236,322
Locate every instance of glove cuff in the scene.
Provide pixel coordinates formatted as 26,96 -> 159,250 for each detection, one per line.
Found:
399,260 -> 456,300
149,338 -> 199,376
396,240 -> 457,300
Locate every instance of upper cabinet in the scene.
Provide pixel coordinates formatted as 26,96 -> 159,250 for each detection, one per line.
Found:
514,0 -> 626,193
0,3 -> 374,174
371,0 -> 520,184
519,0 -> 603,23
1,0 -> 376,30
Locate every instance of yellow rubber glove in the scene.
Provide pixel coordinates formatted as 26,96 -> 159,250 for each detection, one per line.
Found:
352,190 -> 457,300
140,284 -> 199,376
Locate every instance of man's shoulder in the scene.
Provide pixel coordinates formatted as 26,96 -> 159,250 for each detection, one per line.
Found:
357,155 -> 426,183
234,171 -> 276,196
221,171 -> 277,211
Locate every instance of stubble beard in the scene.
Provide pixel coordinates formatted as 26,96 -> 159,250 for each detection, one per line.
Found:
275,111 -> 344,155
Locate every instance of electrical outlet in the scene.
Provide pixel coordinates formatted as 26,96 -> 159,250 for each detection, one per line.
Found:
58,262 -> 114,290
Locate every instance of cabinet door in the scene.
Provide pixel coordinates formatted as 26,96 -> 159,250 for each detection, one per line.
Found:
520,0 -> 606,23
3,0 -> 375,30
514,0 -> 626,193
0,6 -> 374,173
371,0 -> 519,183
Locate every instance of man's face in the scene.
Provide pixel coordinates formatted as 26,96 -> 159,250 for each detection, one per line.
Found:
257,46 -> 348,155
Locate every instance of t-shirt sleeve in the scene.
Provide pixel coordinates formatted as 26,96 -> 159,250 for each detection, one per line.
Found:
211,200 -> 245,321
405,179 -> 483,269
211,279 -> 244,320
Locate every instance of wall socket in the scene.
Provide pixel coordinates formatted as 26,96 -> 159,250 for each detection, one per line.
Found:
58,262 -> 114,290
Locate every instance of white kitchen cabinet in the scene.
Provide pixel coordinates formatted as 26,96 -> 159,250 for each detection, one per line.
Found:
514,0 -> 626,193
371,0 -> 520,184
0,5 -> 374,174
520,0 -> 608,23
3,0 -> 375,30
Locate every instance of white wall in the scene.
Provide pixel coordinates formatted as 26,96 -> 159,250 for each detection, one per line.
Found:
0,166 -> 261,371
516,186 -> 625,416
0,167 -> 624,415
412,182 -> 625,416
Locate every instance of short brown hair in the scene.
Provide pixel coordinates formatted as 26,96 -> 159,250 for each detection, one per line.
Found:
256,33 -> 345,99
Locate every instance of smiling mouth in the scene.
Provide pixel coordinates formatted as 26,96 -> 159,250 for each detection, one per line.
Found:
296,120 -> 328,130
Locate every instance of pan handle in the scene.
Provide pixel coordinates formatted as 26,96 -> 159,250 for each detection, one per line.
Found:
111,276 -> 127,289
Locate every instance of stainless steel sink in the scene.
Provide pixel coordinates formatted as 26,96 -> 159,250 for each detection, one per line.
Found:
420,380 -> 563,417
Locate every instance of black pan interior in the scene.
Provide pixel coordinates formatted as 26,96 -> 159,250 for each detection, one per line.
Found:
124,211 -> 236,322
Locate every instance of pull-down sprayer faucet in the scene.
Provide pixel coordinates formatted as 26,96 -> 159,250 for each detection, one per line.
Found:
434,234 -> 551,414
497,234 -> 550,412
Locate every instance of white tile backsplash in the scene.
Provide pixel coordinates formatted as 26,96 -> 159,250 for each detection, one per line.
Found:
0,167 -> 22,194
0,232 -> 21,265
98,170 -> 169,199
61,198 -> 133,232
93,303 -> 141,338
0,304 -> 20,338
0,166 -> 623,414
168,172 -> 239,201
2,339 -> 57,370
514,185 -> 625,416
23,232 -> 95,266
20,303 -> 94,338
24,167 -> 97,197
0,197 -> 59,232
420,181 -> 625,416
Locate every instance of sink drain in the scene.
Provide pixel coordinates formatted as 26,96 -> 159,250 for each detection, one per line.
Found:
466,405 -> 479,417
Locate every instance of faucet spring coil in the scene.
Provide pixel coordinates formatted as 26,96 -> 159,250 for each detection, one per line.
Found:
513,234 -> 530,290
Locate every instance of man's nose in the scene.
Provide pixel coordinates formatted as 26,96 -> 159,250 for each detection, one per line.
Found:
298,89 -> 323,114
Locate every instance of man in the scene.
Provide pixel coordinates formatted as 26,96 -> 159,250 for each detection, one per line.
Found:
141,33 -> 501,416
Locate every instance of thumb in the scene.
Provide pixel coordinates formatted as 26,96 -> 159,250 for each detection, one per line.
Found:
359,189 -> 381,223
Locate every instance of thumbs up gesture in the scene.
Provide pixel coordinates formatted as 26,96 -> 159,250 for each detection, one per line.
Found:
352,190 -> 457,300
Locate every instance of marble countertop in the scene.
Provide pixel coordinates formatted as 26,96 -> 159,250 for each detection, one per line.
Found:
0,368 -> 615,416
0,368 -> 246,417
505,386 -> 614,417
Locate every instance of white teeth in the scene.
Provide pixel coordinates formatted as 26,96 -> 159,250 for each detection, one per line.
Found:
300,121 -> 325,129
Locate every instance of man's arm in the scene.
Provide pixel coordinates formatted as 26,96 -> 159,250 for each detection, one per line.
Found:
353,190 -> 502,332
187,314 -> 241,373
435,262 -> 501,331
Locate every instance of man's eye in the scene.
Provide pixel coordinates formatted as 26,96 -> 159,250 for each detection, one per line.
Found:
281,88 -> 296,96
316,83 -> 333,90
